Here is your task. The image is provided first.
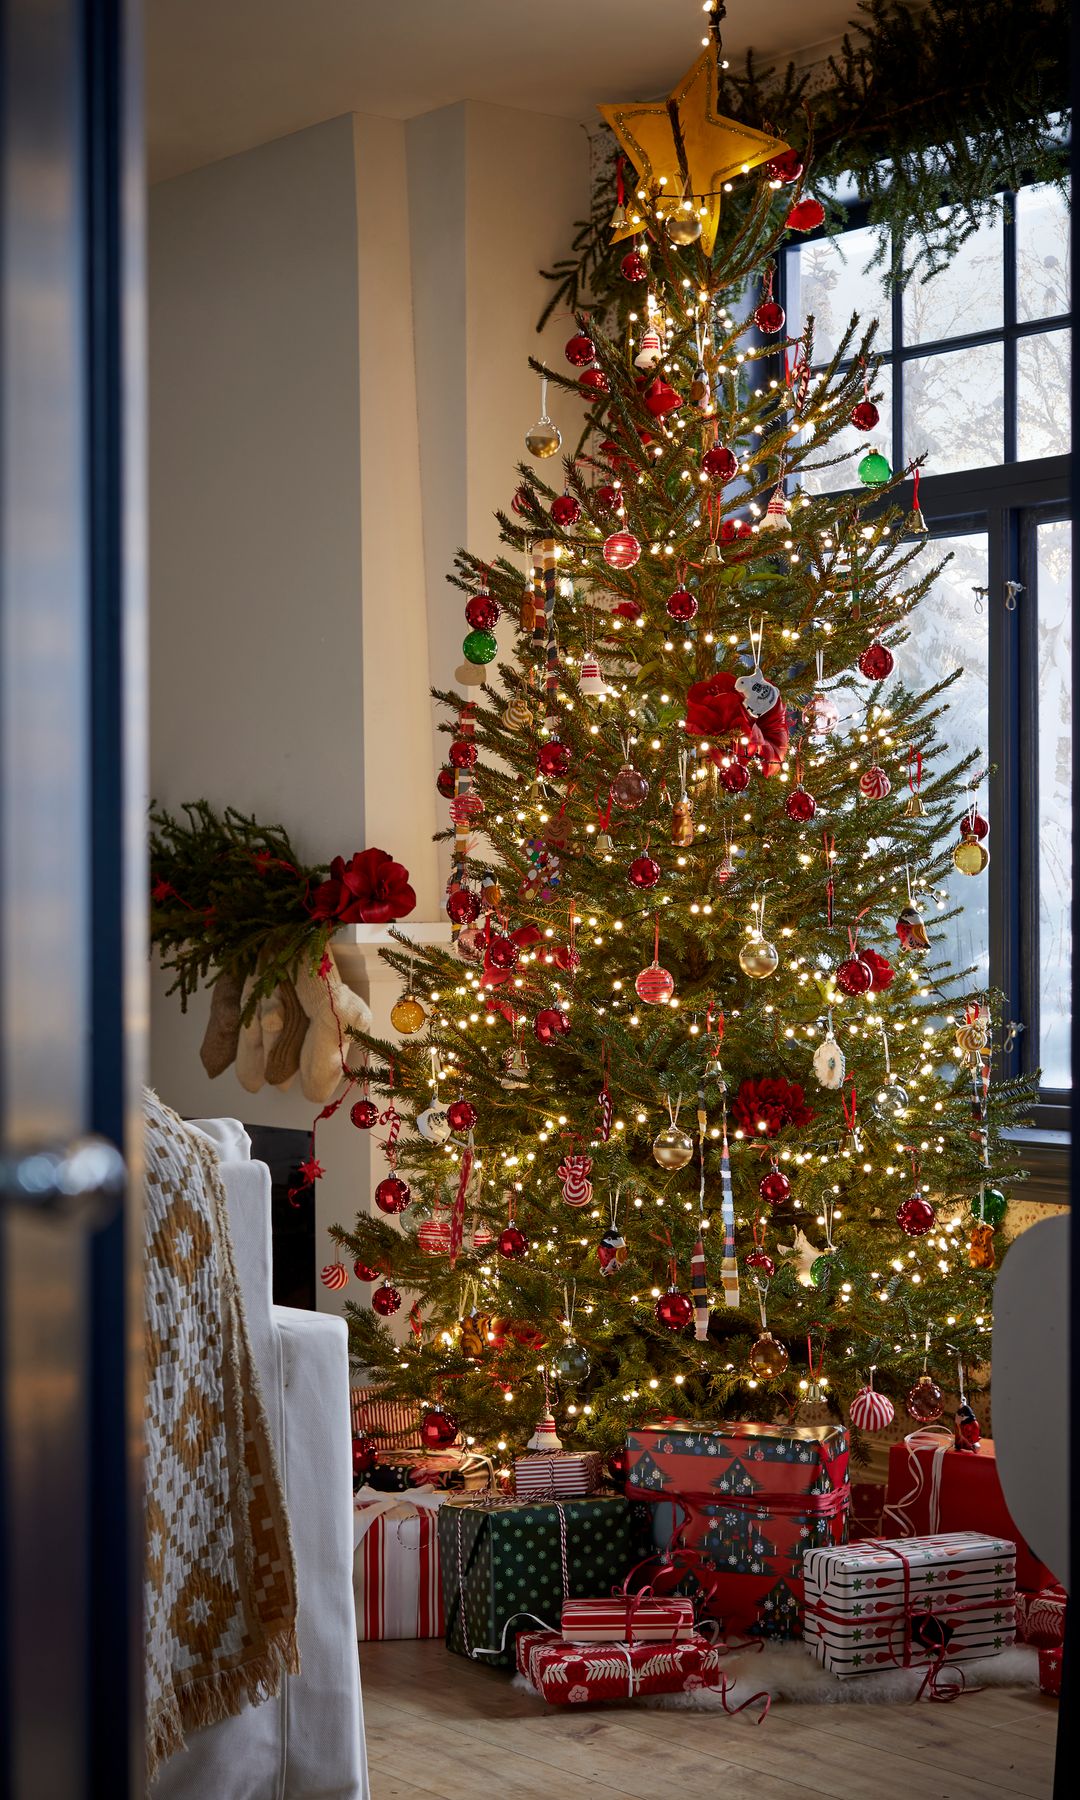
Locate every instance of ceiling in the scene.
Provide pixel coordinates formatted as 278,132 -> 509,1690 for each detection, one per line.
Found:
145,0 -> 860,183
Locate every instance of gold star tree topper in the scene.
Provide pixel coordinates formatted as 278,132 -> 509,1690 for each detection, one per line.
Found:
599,48 -> 789,257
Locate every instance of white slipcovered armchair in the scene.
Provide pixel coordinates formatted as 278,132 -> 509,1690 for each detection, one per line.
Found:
154,1117 -> 369,1799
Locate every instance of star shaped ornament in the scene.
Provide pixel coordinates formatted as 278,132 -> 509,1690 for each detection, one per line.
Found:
599,49 -> 789,256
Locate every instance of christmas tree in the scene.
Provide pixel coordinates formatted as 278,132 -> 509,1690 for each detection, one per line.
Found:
335,75 -> 1036,1467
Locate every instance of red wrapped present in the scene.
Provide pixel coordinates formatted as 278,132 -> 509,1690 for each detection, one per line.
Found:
850,1481 -> 886,1541
1016,1584 -> 1067,1649
560,1595 -> 695,1643
353,1490 -> 446,1640
626,1420 -> 850,1639
516,1628 -> 769,1713
1038,1646 -> 1062,1698
882,1429 -> 1054,1594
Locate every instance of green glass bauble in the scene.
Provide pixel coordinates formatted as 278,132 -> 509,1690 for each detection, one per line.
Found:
462,628 -> 499,666
551,1339 -> 590,1383
810,1254 -> 833,1288
858,449 -> 892,487
970,1185 -> 1008,1228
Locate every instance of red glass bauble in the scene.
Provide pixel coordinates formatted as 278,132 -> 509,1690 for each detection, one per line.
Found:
850,399 -> 880,432
350,1097 -> 379,1130
621,250 -> 648,282
446,1098 -> 478,1132
352,1260 -> 380,1281
371,1282 -> 402,1317
754,300 -> 786,334
537,739 -> 573,779
745,1248 -> 776,1277
785,785 -> 817,821
498,1225 -> 529,1260
962,811 -> 990,840
603,530 -> 641,570
465,593 -> 500,630
375,1175 -> 412,1215
701,444 -> 738,482
565,332 -> 596,367
511,484 -> 534,516
766,149 -> 804,185
448,738 -> 478,769
594,483 -> 618,512
906,1375 -> 944,1423
534,1007 -> 570,1045
420,1407 -> 459,1449
787,197 -> 826,231
436,765 -> 456,798
835,955 -> 874,995
579,366 -> 610,398
352,1432 -> 378,1479
666,587 -> 698,623
720,760 -> 751,794
607,1447 -> 630,1485
759,1169 -> 791,1204
897,1192 -> 937,1237
551,494 -> 581,527
634,963 -> 675,1005
858,641 -> 894,679
628,853 -> 661,889
486,935 -> 519,972
654,1288 -> 694,1331
446,887 -> 481,924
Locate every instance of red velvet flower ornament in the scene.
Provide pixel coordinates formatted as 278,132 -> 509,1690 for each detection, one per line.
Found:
684,672 -> 789,777
733,1076 -> 816,1138
861,948 -> 895,991
309,849 -> 416,924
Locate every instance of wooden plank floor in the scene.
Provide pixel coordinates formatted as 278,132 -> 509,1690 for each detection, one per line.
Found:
360,1640 -> 1059,1800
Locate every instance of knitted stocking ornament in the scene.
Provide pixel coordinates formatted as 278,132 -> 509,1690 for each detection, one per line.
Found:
199,966 -> 243,1079
234,972 -> 266,1093
294,951 -> 372,1103
263,976 -> 308,1088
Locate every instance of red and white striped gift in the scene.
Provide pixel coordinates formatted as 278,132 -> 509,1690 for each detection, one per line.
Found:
513,1450 -> 603,1499
353,1491 -> 446,1640
351,1385 -> 424,1448
560,1596 -> 695,1643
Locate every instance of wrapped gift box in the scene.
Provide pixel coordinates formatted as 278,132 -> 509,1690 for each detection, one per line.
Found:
560,1595 -> 695,1643
1038,1646 -> 1062,1698
883,1430 -> 1053,1593
353,1488 -> 447,1641
370,1447 -> 491,1493
516,1628 -> 744,1706
803,1531 -> 1016,1678
850,1481 -> 887,1542
627,1420 -> 850,1639
514,1450 -> 603,1499
439,1495 -> 634,1667
1016,1584 -> 1066,1648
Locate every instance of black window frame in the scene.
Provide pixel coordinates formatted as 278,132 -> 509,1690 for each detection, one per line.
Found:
778,193 -> 1072,1133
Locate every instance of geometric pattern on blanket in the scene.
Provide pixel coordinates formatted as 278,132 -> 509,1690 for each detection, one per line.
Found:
144,1093 -> 299,1778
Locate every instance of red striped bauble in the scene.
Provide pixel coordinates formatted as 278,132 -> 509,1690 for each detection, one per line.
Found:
471,1221 -> 496,1251
635,962 -> 675,1005
417,1218 -> 452,1256
602,530 -> 641,570
321,1261 -> 349,1291
859,764 -> 892,798
849,1385 -> 896,1432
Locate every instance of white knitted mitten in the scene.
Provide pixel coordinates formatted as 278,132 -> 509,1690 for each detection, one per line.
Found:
294,950 -> 372,1103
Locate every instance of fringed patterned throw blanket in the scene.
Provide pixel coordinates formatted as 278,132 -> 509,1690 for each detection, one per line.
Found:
144,1093 -> 299,1778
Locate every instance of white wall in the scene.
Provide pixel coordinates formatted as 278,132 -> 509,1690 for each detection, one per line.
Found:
149,102 -> 589,1314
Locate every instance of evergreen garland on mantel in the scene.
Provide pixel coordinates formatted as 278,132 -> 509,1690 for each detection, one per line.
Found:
540,0 -> 1068,325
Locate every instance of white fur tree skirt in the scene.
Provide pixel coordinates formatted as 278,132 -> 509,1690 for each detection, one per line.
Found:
514,1641 -> 1040,1709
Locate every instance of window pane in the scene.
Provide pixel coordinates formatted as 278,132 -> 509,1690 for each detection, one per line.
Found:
892,534 -> 990,988
901,202 -> 1004,344
796,381 -> 893,496
1017,329 -> 1071,460
784,225 -> 892,363
1017,183 -> 1070,322
903,344 -> 1004,473
1036,518 -> 1072,1088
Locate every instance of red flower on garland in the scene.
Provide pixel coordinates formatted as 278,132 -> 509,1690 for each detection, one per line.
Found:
733,1076 -> 816,1138
308,849 -> 416,925
683,672 -> 789,776
861,948 -> 895,991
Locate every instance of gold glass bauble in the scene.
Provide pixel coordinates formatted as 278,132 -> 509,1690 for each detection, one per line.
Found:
952,837 -> 989,876
749,1330 -> 789,1379
390,995 -> 426,1034
525,418 -> 562,458
652,1125 -> 695,1170
666,210 -> 703,246
739,936 -> 779,979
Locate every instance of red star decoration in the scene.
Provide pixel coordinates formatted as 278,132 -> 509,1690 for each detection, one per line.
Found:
318,951 -> 333,979
298,1156 -> 325,1184
151,879 -> 173,903
252,850 -> 275,872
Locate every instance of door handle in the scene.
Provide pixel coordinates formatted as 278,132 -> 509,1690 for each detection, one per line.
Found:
0,1136 -> 125,1225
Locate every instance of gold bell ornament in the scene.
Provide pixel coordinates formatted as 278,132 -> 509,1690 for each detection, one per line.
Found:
907,466 -> 929,535
902,746 -> 926,816
524,368 -> 562,459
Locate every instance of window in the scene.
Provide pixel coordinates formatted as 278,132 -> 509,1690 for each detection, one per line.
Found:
781,184 -> 1071,1120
